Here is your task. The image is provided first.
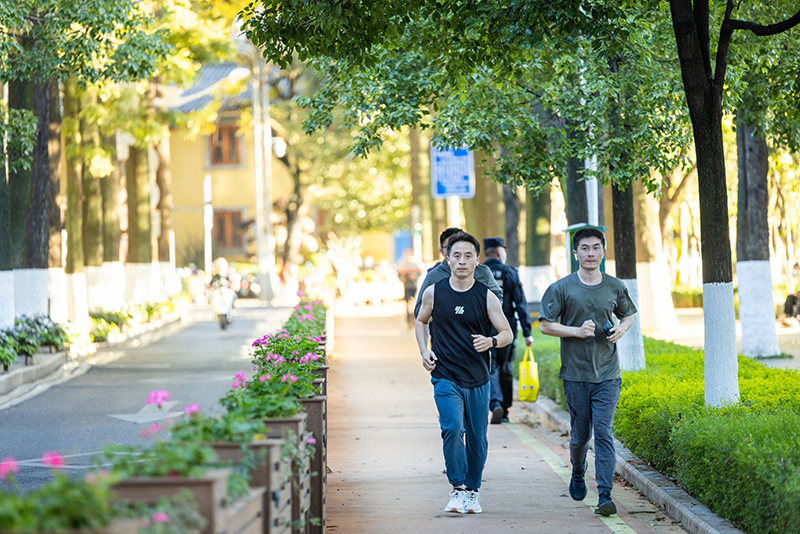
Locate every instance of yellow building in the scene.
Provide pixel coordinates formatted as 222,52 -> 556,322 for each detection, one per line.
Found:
168,63 -> 292,267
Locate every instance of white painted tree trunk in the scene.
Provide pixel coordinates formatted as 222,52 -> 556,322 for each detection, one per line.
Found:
703,282 -> 740,407
0,271 -> 14,328
125,262 -> 162,304
84,265 -> 105,313
14,269 -> 49,318
66,272 -> 89,325
159,261 -> 180,297
736,261 -> 780,357
635,261 -> 681,333
617,279 -> 645,371
518,265 -> 556,304
48,268 -> 68,323
101,262 -> 127,310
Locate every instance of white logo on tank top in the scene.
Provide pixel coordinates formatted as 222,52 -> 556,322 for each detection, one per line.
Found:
454,306 -> 465,314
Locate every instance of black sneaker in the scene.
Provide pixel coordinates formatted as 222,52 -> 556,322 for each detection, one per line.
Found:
595,491 -> 616,516
490,405 -> 503,424
568,464 -> 587,501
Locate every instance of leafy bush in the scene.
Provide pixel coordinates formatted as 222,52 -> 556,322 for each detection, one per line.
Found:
89,318 -> 118,343
613,337 -> 800,532
283,299 -> 326,335
9,320 -> 41,358
670,408 -> 800,534
90,308 -> 131,329
16,315 -> 69,350
0,331 -> 18,369
671,285 -> 703,308
0,455 -> 115,532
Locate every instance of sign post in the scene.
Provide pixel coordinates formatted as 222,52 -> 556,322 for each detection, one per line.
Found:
430,147 -> 475,228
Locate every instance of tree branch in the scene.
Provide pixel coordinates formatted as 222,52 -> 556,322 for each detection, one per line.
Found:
727,9 -> 800,36
695,0 -> 713,79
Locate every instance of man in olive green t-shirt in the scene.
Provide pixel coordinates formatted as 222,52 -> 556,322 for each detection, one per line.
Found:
538,227 -> 636,517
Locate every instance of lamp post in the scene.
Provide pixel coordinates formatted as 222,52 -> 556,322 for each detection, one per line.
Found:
249,50 -> 276,302
203,173 -> 213,275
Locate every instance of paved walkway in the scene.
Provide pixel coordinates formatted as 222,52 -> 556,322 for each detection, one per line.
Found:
326,302 -> 688,534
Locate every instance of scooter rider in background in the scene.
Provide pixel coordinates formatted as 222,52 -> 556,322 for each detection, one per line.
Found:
209,257 -> 237,329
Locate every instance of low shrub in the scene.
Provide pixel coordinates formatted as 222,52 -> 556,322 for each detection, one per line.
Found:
0,331 -> 18,369
512,329 -> 565,409
671,285 -> 703,308
90,309 -> 131,329
671,408 -> 800,534
89,318 -> 118,343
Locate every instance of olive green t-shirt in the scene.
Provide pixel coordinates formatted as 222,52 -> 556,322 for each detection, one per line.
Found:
538,272 -> 637,383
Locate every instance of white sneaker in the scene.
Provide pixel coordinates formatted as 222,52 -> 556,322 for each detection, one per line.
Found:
444,488 -> 467,513
463,490 -> 482,514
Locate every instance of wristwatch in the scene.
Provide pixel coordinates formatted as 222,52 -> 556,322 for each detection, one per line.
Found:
491,336 -> 497,348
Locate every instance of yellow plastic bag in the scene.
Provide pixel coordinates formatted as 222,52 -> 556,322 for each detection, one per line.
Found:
518,347 -> 539,403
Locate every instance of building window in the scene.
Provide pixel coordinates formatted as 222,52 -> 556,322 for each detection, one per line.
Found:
210,125 -> 240,166
214,210 -> 244,250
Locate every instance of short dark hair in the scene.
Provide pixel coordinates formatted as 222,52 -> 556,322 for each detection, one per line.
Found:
439,227 -> 463,249
572,227 -> 605,250
446,231 -> 481,256
484,247 -> 501,259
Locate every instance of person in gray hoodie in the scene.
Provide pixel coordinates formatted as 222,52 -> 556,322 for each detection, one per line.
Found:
414,227 -> 502,319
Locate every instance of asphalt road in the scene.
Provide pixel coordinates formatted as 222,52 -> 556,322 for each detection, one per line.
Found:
0,300 -> 291,490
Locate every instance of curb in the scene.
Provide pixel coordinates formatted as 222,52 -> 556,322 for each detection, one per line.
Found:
0,310 -> 189,411
515,396 -> 744,534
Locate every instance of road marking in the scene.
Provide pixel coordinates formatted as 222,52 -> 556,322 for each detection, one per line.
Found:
507,422 -> 638,534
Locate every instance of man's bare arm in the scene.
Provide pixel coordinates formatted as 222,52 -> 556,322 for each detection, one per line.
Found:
472,290 -> 513,353
415,286 -> 437,371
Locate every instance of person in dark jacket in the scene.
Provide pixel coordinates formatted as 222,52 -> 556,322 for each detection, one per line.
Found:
483,237 -> 533,423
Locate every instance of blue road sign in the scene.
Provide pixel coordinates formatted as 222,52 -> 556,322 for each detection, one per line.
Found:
430,147 -> 475,199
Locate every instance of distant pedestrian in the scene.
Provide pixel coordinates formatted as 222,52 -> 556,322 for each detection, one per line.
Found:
538,227 -> 637,517
415,231 -> 513,515
482,237 -> 533,424
414,227 -> 502,319
396,248 -> 424,323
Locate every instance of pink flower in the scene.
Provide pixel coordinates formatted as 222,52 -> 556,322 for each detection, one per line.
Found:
140,428 -> 151,439
281,374 -> 287,383
264,373 -> 272,380
146,390 -> 171,406
306,437 -> 317,445
184,403 -> 200,416
289,374 -> 298,383
149,422 -> 163,434
0,457 -> 19,479
259,375 -> 267,382
152,512 -> 170,523
42,451 -> 64,469
84,472 -> 98,484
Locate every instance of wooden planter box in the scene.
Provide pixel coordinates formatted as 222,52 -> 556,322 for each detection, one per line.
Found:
263,413 -> 309,534
111,468 -> 260,534
209,441 -> 292,534
263,413 -> 306,443
299,396 -> 327,534
225,487 -> 266,534
309,367 -> 327,396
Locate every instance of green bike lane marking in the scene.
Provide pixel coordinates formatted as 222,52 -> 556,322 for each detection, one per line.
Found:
506,422 -> 639,534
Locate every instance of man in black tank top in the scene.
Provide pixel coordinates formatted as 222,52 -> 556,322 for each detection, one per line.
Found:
415,232 -> 513,515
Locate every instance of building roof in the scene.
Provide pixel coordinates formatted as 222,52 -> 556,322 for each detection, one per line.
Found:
168,62 -> 252,113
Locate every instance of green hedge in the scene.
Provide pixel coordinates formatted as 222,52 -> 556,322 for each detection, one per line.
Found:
524,331 -> 800,533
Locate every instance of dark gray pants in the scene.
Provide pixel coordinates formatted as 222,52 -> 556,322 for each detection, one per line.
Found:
563,378 -> 622,494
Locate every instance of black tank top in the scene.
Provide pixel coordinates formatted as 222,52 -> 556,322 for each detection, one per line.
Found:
430,278 -> 492,388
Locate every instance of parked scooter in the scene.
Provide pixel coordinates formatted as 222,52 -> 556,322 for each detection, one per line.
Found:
211,280 -> 236,329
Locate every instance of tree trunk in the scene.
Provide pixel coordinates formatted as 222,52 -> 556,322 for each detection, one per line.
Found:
7,78 -> 32,270
155,135 -> 173,263
503,183 -> 521,268
0,149 -> 12,328
524,184 -> 554,303
669,0 -> 738,407
48,79 -> 63,269
126,145 -> 152,264
280,154 -> 303,266
81,88 -> 103,268
565,127 -> 588,230
27,76 -> 50,270
102,135 -> 122,264
64,78 -> 84,275
736,119 -> 779,357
